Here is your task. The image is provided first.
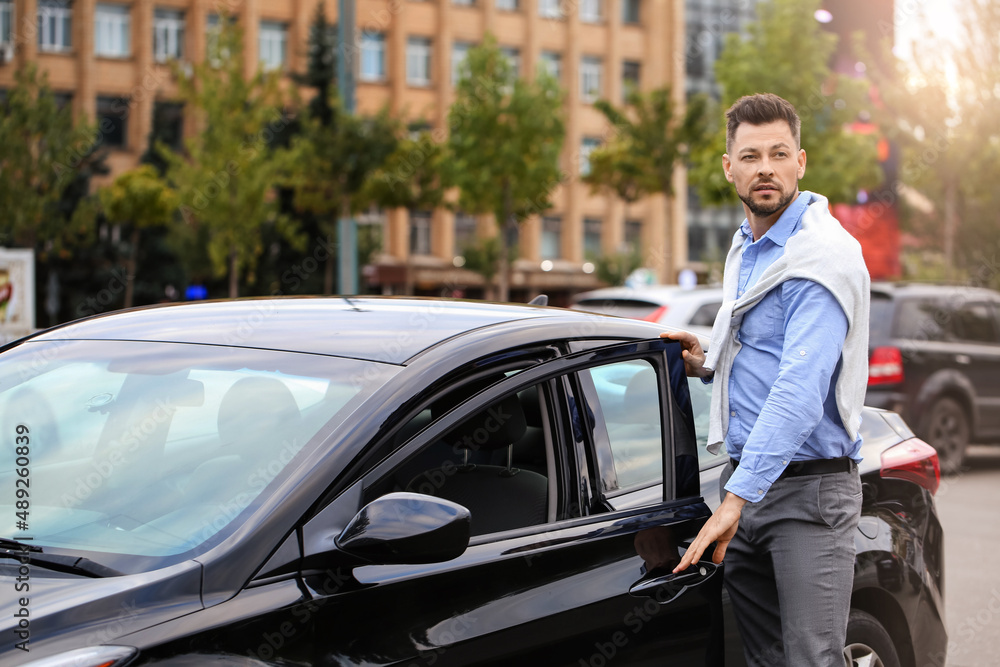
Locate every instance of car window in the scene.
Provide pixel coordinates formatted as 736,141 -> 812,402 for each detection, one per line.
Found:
366,379 -> 557,538
869,293 -> 895,342
689,302 -> 722,328
948,302 -> 998,343
0,340 -> 398,561
687,376 -> 725,468
583,359 -> 662,490
894,297 -> 950,341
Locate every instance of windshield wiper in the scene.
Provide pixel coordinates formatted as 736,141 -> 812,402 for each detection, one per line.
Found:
0,537 -> 41,553
1,541 -> 122,578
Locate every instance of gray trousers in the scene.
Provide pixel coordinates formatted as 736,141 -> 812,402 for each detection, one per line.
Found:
720,461 -> 862,667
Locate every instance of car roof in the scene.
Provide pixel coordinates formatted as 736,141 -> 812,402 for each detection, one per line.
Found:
871,281 -> 1000,300
571,285 -> 724,306
28,297 -> 662,365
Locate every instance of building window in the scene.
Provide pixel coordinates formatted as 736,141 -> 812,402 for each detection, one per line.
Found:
95,4 -> 131,58
580,136 -> 600,175
0,0 -> 13,47
496,0 -> 518,11
625,219 -> 642,252
584,218 -> 602,258
97,96 -> 129,148
539,0 -> 561,19
452,41 -> 472,84
538,51 -> 561,82
359,31 -> 386,82
152,100 -> 184,150
622,60 -> 640,102
409,211 -> 432,256
52,92 -> 73,110
541,216 -> 561,260
580,56 -> 602,102
407,37 -> 432,87
153,9 -> 185,63
580,0 -> 601,22
38,0 -> 72,52
500,46 -> 520,79
622,0 -> 640,24
259,21 -> 287,71
206,14 -> 235,65
454,212 -> 477,256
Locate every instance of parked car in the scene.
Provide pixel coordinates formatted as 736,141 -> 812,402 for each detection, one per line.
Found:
0,298 -> 944,666
569,285 -> 724,337
866,282 -> 1000,474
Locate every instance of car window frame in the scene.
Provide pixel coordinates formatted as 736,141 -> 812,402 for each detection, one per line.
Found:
353,339 -> 681,543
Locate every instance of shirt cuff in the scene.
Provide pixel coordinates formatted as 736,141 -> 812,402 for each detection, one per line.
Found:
724,465 -> 774,502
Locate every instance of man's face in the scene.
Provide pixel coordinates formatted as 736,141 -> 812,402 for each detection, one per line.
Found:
723,120 -> 806,219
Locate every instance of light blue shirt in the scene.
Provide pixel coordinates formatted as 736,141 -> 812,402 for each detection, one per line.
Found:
725,191 -> 862,501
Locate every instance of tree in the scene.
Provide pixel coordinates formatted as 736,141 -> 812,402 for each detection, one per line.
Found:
583,87 -> 709,276
159,17 -> 302,298
289,96 -> 401,294
98,166 -> 178,308
0,64 -> 101,251
865,0 -> 1000,282
690,0 -> 883,207
294,0 -> 337,128
448,35 -> 565,302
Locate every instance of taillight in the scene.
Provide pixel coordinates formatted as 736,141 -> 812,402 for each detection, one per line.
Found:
642,305 -> 668,322
868,346 -> 903,385
880,438 -> 940,494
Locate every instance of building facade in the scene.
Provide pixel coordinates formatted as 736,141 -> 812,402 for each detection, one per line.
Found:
0,0 -> 691,302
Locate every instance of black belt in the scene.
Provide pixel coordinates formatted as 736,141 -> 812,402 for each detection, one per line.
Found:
731,456 -> 856,479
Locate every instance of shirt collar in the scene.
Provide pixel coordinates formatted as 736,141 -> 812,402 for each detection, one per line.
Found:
739,190 -> 813,247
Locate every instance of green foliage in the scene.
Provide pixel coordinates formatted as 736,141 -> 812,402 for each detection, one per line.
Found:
690,0 -> 883,206
447,34 -> 566,300
158,17 -> 302,297
865,0 -> 1000,279
363,130 -> 452,212
99,165 -> 177,229
0,64 -> 101,251
290,95 -> 401,221
585,88 -> 710,203
295,0 -> 337,127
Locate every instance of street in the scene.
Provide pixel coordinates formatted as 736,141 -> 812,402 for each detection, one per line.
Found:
934,445 -> 1000,667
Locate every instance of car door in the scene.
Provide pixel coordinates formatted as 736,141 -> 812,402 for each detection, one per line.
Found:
294,339 -> 721,666
949,298 -> 1000,436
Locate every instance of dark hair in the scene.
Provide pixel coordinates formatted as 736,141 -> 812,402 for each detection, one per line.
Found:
725,93 -> 801,153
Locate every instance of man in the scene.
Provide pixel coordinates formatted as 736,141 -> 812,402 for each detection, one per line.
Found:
665,93 -> 870,666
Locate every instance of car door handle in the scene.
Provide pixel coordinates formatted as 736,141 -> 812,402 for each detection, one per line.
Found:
955,354 -> 971,365
628,562 -> 718,604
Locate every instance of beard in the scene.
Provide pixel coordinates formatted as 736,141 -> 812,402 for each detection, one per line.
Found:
737,183 -> 797,218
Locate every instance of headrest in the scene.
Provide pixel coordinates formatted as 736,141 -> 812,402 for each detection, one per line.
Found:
624,367 -> 659,425
446,393 -> 527,452
218,376 -> 301,448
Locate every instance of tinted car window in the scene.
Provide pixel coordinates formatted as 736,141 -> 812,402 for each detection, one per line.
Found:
949,302 -> 998,343
893,297 -> 950,341
869,293 -> 895,342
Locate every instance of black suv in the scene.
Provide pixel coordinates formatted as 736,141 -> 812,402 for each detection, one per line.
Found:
866,281 -> 1000,473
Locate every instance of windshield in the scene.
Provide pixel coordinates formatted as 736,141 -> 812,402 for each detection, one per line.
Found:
0,339 -> 398,568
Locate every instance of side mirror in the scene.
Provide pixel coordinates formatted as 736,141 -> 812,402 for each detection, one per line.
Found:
335,492 -> 471,565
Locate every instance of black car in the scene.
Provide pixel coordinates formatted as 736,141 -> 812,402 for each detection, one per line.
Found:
866,282 -> 1000,473
0,298 -> 945,666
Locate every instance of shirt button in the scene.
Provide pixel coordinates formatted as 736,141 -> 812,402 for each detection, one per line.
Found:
730,410 -> 737,417
782,460 -> 788,465
799,349 -> 807,356
757,489 -> 764,495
